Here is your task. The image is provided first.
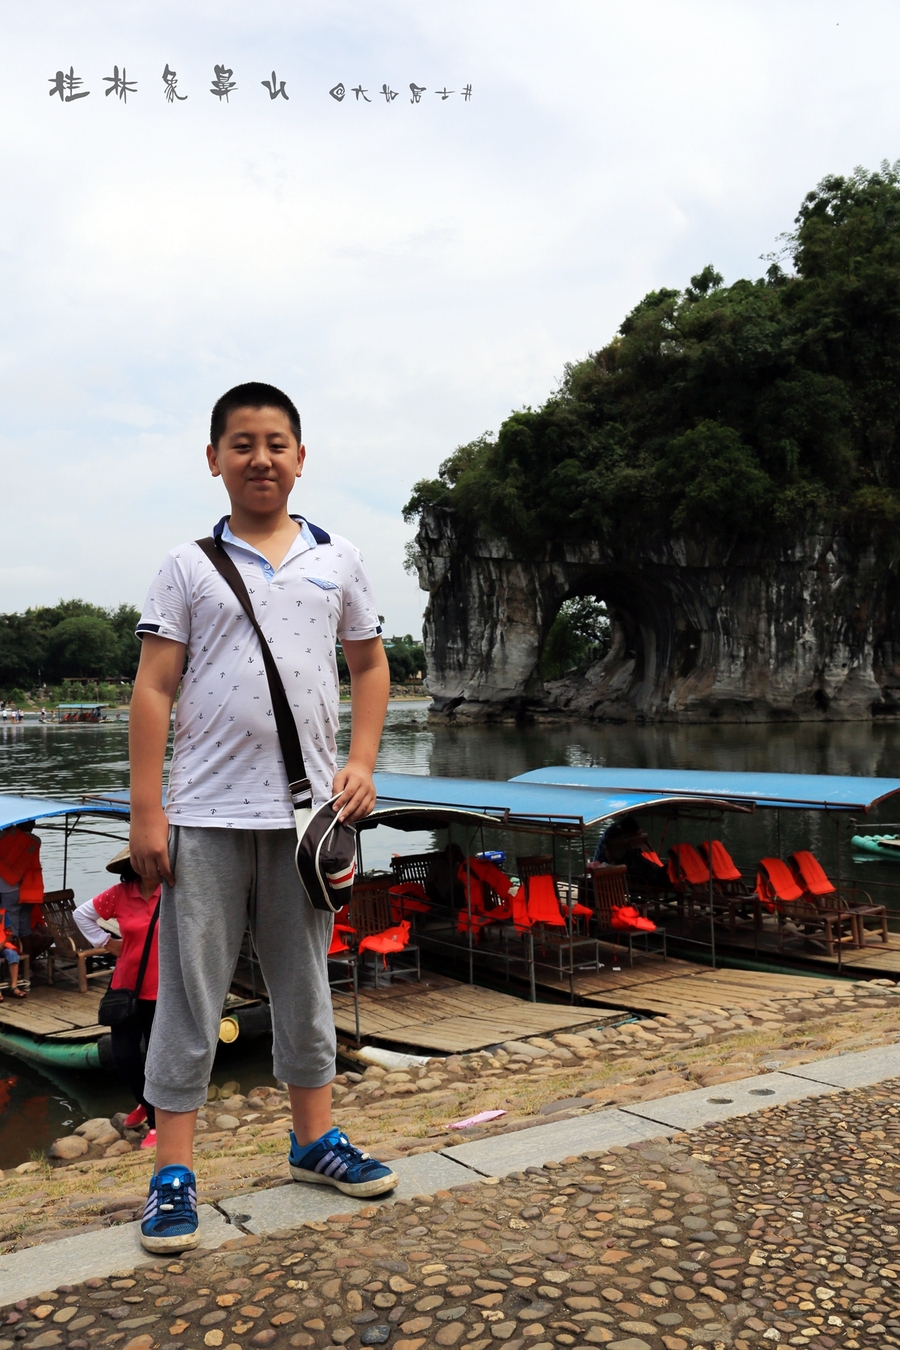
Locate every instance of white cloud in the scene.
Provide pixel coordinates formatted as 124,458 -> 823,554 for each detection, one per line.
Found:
1,0 -> 898,627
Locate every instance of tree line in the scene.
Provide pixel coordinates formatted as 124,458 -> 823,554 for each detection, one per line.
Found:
337,632 -> 425,685
404,162 -> 900,549
0,601 -> 141,690
0,599 -> 425,695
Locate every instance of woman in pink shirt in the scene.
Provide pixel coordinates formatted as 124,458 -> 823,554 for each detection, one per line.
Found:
74,847 -> 160,1149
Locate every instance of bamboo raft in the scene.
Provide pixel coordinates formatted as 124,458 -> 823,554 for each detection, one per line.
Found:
330,971 -> 600,1051
537,956 -> 838,1017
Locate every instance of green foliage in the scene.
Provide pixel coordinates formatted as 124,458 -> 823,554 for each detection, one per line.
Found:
48,616 -> 120,678
385,634 -> 425,683
0,600 -> 141,691
540,597 -> 610,681
405,163 -> 900,548
335,635 -> 425,686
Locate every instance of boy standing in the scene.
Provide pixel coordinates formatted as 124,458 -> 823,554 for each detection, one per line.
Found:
130,382 -> 395,1253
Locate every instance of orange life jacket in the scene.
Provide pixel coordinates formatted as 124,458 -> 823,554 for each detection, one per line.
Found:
0,829 -> 43,904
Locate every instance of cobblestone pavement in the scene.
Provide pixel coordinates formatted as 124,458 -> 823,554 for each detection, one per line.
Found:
5,1080 -> 900,1350
6,979 -> 900,1254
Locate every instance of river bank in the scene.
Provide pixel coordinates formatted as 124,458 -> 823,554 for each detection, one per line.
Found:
2,978 -> 898,1257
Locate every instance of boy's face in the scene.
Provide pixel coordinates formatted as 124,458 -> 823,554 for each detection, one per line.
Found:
207,406 -> 305,516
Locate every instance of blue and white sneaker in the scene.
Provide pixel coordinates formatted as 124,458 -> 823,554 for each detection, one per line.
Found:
140,1164 -> 200,1252
289,1128 -> 398,1197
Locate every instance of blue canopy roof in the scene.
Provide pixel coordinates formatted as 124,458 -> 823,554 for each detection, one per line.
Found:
364,771 -> 752,832
70,781 -> 752,833
0,794 -> 130,831
511,767 -> 900,814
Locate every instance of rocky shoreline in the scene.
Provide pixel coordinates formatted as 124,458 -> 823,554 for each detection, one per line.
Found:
1,978 -> 898,1256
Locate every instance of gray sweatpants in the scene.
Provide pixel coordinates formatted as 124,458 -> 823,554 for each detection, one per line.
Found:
144,826 -> 336,1113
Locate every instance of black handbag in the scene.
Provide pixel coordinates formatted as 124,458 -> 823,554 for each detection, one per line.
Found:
195,536 -> 358,914
97,898 -> 160,1026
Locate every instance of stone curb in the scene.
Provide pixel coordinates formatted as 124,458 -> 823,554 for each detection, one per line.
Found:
1,1039 -> 899,1307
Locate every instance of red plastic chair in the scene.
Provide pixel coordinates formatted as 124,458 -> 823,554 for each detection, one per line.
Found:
698,840 -> 742,882
668,842 -> 710,887
789,850 -> 887,946
328,923 -> 355,956
456,861 -> 507,940
758,856 -> 853,957
756,857 -> 802,908
525,873 -> 566,928
359,919 -> 413,967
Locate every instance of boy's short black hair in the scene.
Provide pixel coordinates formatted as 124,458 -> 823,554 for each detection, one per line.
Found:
210,382 -> 302,448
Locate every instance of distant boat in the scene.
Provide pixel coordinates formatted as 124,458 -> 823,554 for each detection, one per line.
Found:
852,833 -> 900,858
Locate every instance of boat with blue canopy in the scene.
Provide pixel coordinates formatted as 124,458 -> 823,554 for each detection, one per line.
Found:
0,793 -> 268,1070
4,762 -> 900,1070
509,766 -> 900,814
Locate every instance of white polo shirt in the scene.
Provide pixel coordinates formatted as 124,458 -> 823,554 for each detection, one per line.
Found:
137,515 -> 382,828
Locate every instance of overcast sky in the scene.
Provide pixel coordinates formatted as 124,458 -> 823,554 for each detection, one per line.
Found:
0,0 -> 896,633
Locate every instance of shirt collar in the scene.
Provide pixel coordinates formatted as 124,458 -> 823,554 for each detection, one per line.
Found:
214,515 -> 320,564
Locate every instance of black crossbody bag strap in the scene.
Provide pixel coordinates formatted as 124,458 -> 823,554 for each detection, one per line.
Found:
195,536 -> 313,809
133,899 -> 161,999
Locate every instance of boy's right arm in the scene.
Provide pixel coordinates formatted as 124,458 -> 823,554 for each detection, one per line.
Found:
129,634 -> 185,886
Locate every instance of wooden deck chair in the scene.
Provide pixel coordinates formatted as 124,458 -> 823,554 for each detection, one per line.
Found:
789,850 -> 888,947
757,857 -> 855,958
391,849 -> 462,914
42,890 -> 115,993
584,865 -> 634,966
349,879 -> 420,982
697,839 -> 760,936
587,864 -> 667,964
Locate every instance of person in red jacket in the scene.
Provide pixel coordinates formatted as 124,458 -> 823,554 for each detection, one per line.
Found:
0,821 -> 52,967
74,847 -> 161,1148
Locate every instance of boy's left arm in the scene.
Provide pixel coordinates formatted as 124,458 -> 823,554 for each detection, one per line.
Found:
333,636 -> 390,823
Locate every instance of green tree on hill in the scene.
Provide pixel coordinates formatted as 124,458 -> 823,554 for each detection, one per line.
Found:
405,163 -> 900,547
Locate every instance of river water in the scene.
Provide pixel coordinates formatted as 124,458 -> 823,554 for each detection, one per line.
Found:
1,704 -> 899,1167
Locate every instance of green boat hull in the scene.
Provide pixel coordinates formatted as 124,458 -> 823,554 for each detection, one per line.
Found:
852,833 -> 900,857
0,1028 -> 112,1071
0,1002 -> 271,1074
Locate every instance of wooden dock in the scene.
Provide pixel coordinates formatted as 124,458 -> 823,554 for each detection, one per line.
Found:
536,954 -> 836,1018
808,940 -> 900,975
331,972 -> 600,1052
4,938 -> 890,1062
0,983 -> 105,1042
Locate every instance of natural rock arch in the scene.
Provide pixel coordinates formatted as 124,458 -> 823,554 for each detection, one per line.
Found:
414,506 -> 900,722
